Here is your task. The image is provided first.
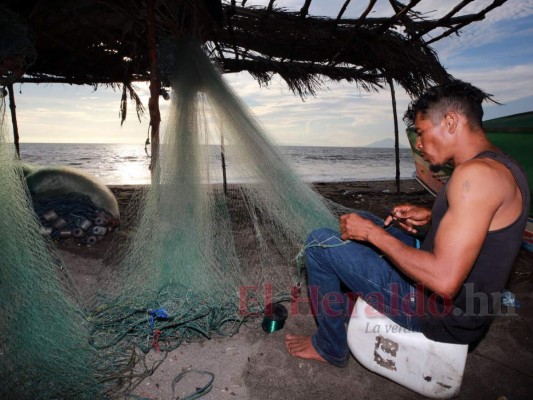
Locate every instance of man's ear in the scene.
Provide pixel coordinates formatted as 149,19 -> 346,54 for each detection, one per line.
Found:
444,112 -> 459,134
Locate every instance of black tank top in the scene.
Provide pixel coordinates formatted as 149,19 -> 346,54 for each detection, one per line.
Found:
420,151 -> 530,344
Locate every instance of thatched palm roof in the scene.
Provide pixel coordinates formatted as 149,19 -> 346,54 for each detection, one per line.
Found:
1,0 -> 507,103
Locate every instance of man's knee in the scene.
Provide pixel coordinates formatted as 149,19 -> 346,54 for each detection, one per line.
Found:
306,228 -> 339,246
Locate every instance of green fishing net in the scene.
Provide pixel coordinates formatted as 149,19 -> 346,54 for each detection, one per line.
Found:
91,38 -> 338,353
1,38 -> 340,397
0,118 -> 102,397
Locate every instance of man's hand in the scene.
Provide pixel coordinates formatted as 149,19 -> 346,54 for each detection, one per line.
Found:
384,204 -> 431,234
340,213 -> 380,242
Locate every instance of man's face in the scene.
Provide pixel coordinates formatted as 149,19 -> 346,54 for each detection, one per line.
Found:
414,112 -> 448,170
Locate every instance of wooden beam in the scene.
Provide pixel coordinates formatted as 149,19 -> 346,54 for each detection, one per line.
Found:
426,0 -> 507,45
410,0 -> 474,41
18,77 -> 149,84
335,0 -> 351,23
221,132 -> 228,196
387,77 -> 401,193
374,0 -> 422,35
147,0 -> 161,178
300,0 -> 312,19
356,0 -> 378,27
328,0 -> 377,66
7,84 -> 20,159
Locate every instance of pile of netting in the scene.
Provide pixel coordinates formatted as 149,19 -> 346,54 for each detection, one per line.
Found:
1,38 -> 342,397
90,38 -> 338,355
0,118 -> 105,398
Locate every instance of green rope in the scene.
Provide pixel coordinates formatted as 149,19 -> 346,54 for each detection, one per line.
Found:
172,369 -> 215,400
89,300 -> 244,353
294,235 -> 350,287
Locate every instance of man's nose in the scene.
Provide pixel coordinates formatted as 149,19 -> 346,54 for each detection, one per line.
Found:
415,136 -> 422,149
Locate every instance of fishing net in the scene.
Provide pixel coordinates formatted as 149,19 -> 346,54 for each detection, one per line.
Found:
1,37 -> 341,397
90,38 -> 338,355
0,117 -> 103,398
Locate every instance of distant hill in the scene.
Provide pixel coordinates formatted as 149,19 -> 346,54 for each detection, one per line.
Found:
363,138 -> 408,148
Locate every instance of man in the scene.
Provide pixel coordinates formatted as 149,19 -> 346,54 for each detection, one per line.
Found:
285,80 -> 530,367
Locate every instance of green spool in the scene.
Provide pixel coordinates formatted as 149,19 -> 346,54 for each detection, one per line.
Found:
262,303 -> 288,333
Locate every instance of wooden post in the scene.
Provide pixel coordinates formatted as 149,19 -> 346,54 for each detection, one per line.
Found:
7,83 -> 20,159
388,77 -> 401,193
221,132 -> 228,195
147,0 -> 161,179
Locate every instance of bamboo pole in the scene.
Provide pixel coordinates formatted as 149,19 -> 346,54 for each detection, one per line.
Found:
388,77 -> 401,193
7,84 -> 20,159
147,0 -> 161,178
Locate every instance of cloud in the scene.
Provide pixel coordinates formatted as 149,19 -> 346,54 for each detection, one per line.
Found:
223,72 -> 413,146
432,0 -> 533,59
14,84 -> 150,143
457,64 -> 533,102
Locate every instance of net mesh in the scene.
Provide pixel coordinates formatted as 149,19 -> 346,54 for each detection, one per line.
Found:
0,116 -> 102,398
1,38 -> 340,396
91,38 -> 338,352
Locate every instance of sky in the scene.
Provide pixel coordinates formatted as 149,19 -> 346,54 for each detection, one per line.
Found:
4,0 -> 533,146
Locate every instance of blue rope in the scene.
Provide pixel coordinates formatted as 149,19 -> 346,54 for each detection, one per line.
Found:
148,308 -> 170,330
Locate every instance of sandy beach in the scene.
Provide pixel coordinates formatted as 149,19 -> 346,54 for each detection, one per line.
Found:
56,179 -> 533,400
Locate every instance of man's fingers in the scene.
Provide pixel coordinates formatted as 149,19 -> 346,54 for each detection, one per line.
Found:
408,219 -> 426,227
339,213 -> 353,221
399,221 -> 417,233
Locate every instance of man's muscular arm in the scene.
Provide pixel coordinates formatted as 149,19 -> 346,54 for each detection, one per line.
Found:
341,161 -> 509,298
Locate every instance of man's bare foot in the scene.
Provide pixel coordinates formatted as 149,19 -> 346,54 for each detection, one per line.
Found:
285,334 -> 327,364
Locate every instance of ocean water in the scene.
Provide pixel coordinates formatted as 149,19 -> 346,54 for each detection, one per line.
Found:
18,143 -> 415,185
